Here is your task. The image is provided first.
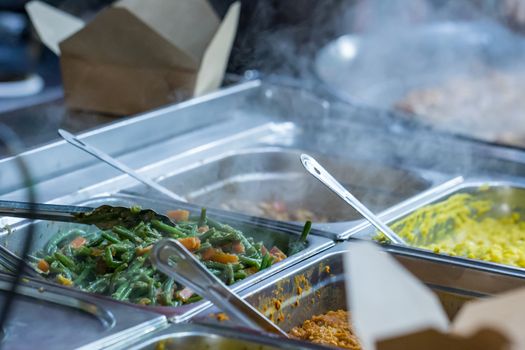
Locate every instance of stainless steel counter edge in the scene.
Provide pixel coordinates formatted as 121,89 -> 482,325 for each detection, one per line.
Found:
0,274 -> 168,349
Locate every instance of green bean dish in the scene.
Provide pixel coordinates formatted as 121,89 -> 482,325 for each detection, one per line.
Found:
34,207 -> 311,306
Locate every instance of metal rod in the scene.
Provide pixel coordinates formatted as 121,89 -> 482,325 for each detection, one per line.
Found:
151,238 -> 289,337
300,153 -> 406,245
58,129 -> 187,203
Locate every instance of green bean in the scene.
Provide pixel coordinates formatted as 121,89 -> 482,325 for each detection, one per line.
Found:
198,208 -> 207,227
238,256 -> 261,270
132,281 -> 149,290
54,252 -> 76,272
113,226 -> 143,244
186,295 -> 203,303
195,242 -> 212,253
208,268 -> 222,277
203,261 -> 229,270
130,205 -> 142,214
260,253 -> 273,270
205,217 -> 224,230
101,231 -> 120,244
161,278 -> 175,305
234,271 -> 247,280
110,243 -> 134,254
120,251 -> 134,263
74,267 -> 92,286
73,246 -> 91,257
87,277 -> 109,293
151,220 -> 185,238
44,229 -> 85,255
114,262 -> 128,273
221,226 -> 257,257
148,280 -> 157,302
198,228 -> 216,242
113,282 -> 132,300
208,232 -> 239,245
224,263 -> 234,285
87,235 -> 105,247
104,247 -> 123,269
50,261 -> 76,279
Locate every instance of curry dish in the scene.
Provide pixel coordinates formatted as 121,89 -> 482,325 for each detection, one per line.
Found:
386,192 -> 525,268
288,310 -> 361,349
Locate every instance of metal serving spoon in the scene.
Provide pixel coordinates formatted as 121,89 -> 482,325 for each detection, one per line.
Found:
300,154 -> 406,245
0,200 -> 174,230
58,129 -> 187,203
151,238 -> 289,337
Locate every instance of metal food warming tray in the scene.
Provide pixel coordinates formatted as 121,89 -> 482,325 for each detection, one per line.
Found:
0,193 -> 333,322
192,242 -> 525,335
124,147 -> 433,229
119,323 -> 328,350
0,273 -> 165,350
350,179 -> 525,277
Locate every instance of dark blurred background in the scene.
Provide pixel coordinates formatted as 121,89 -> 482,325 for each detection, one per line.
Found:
0,0 -> 523,155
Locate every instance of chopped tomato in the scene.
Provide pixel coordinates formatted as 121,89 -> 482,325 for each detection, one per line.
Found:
37,259 -> 49,273
200,248 -> 216,260
232,241 -> 245,254
177,237 -> 201,251
70,236 -> 87,249
210,251 -> 239,264
178,287 -> 194,301
260,245 -> 268,256
269,246 -> 287,263
166,209 -> 190,222
136,245 -> 153,256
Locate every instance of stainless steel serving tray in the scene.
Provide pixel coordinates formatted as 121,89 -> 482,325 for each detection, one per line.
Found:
119,323 -> 328,350
0,273 -> 166,350
349,179 -> 525,276
192,242 -> 525,336
4,80 -> 525,238
0,193 -> 333,322
123,146 -> 434,230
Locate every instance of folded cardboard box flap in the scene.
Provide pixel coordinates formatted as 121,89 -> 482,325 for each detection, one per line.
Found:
26,0 -> 240,115
344,242 -> 525,350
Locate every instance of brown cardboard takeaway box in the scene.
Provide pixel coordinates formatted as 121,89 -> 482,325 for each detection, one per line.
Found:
26,0 -> 240,115
345,242 -> 525,350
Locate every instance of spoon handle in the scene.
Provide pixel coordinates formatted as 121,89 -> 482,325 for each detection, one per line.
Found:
58,129 -> 187,203
151,238 -> 289,337
300,154 -> 406,245
0,200 -> 92,222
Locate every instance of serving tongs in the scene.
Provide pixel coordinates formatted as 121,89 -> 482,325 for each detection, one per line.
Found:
0,200 -> 174,229
151,238 -> 289,338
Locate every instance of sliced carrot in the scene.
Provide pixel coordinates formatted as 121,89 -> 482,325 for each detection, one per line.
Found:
136,245 -> 153,256
166,209 -> 190,222
201,248 -> 216,260
232,241 -> 245,254
177,237 -> 201,251
269,246 -> 287,263
210,251 -> 239,264
37,259 -> 49,273
70,236 -> 87,249
197,225 -> 209,233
